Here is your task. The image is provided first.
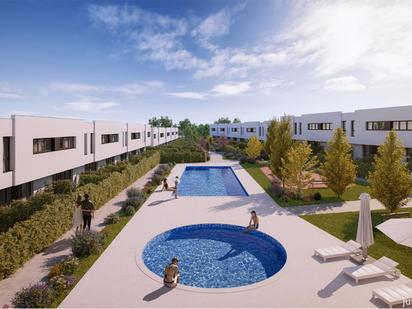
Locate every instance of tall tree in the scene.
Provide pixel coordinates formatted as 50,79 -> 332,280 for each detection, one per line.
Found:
268,117 -> 293,182
214,117 -> 231,124
321,128 -> 356,197
281,141 -> 318,198
233,117 -> 241,123
368,130 -> 412,213
149,116 -> 173,127
245,136 -> 263,160
264,119 -> 278,157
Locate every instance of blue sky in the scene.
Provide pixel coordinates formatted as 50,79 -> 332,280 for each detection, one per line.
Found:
1,0 -> 412,124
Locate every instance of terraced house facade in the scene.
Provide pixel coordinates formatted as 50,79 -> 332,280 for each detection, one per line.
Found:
210,105 -> 412,167
0,115 -> 178,204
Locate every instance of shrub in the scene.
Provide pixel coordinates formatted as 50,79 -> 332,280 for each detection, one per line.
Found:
48,263 -> 63,279
313,192 -> 322,200
272,183 -> 284,198
60,256 -> 79,275
151,174 -> 163,185
49,275 -> 76,293
240,156 -> 256,164
354,157 -> 374,179
79,173 -> 105,186
0,151 -> 160,279
279,195 -> 290,203
124,205 -> 136,216
52,180 -> 74,195
71,231 -> 105,258
104,213 -> 120,225
12,283 -> 53,308
123,196 -> 144,210
126,187 -> 144,199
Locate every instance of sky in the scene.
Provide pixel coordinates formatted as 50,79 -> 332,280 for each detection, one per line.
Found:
1,0 -> 412,124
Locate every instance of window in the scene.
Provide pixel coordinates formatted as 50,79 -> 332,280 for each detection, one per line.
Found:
365,121 -> 412,131
52,169 -> 72,182
106,157 -> 115,165
131,132 -> 141,140
85,162 -> 97,171
3,137 -> 11,172
307,123 -> 332,130
246,128 -> 256,133
294,123 -> 297,135
120,153 -> 127,161
299,122 -> 302,135
147,132 -> 151,138
342,121 -> 346,134
90,133 -> 94,154
101,134 -> 119,144
33,137 -> 76,154
220,128 -> 225,132
211,128 -> 216,132
160,133 -> 164,138
351,120 -> 355,137
154,134 -> 157,139
167,132 -> 170,136
84,133 -> 87,155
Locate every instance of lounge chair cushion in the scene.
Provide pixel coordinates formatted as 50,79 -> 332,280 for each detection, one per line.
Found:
377,256 -> 399,269
316,246 -> 349,257
374,283 -> 412,304
341,240 -> 362,252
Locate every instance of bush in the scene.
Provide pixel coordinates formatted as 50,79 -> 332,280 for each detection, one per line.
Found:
279,195 -> 290,203
313,192 -> 322,200
355,157 -> 374,179
272,183 -> 284,198
0,151 -> 160,279
124,205 -> 136,216
104,213 -> 120,225
126,187 -> 144,199
48,256 -> 79,278
240,156 -> 256,164
71,231 -> 105,258
123,196 -> 145,210
52,180 -> 74,195
151,174 -> 163,185
12,283 -> 53,308
49,275 -> 76,293
79,173 -> 105,186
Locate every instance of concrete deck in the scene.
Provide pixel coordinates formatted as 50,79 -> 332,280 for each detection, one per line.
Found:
60,160 -> 411,308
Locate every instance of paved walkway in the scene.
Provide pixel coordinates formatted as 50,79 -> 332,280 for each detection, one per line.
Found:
60,159 -> 411,308
287,198 -> 412,216
0,166 -> 158,307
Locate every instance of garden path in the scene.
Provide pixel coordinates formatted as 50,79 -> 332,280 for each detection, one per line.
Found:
0,166 -> 158,307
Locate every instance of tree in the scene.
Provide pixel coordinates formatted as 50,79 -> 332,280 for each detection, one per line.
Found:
321,128 -> 356,197
245,136 -> 263,160
149,116 -> 173,127
214,117 -> 231,124
233,117 -> 241,123
197,124 -> 210,137
368,130 -> 412,213
178,119 -> 198,141
264,119 -> 278,157
268,117 -> 293,183
281,142 -> 318,198
217,135 -> 228,149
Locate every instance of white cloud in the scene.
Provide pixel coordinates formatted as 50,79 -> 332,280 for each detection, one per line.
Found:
0,82 -> 23,99
167,92 -> 207,100
211,81 -> 250,96
282,1 -> 412,84
324,76 -> 366,92
49,81 -> 163,95
64,96 -> 119,112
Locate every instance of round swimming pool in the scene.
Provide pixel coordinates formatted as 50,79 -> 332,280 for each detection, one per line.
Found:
142,224 -> 287,288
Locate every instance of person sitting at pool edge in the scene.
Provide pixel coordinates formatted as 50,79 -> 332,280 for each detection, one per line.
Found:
163,257 -> 180,288
245,210 -> 259,232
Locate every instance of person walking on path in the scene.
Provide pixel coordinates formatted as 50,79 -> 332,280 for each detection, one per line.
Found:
73,194 -> 83,231
81,194 -> 95,231
174,176 -> 179,199
162,178 -> 169,191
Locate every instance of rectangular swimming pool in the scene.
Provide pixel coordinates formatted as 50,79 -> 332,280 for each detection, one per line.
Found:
178,166 -> 248,196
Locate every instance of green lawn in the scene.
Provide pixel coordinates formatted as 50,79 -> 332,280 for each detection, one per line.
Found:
241,162 -> 368,207
301,208 -> 412,280
51,214 -> 133,307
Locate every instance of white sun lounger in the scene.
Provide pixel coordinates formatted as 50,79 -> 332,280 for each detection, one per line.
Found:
314,240 -> 362,262
343,256 -> 400,284
372,281 -> 412,308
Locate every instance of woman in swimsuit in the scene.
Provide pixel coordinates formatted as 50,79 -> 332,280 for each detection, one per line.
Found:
163,257 -> 180,288
245,210 -> 259,232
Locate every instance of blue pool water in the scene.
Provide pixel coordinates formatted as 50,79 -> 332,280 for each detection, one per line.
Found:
142,224 -> 287,288
178,166 -> 248,196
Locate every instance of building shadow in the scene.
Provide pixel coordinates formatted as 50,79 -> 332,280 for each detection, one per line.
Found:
143,286 -> 173,302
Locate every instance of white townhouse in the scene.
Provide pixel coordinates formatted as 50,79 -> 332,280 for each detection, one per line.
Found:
0,115 -> 178,204
210,106 -> 412,166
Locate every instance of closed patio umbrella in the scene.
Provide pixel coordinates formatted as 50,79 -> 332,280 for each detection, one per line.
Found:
356,193 -> 374,259
376,218 -> 412,248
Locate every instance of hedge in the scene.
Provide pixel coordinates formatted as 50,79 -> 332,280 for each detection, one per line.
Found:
148,139 -> 207,164
0,151 -> 160,279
